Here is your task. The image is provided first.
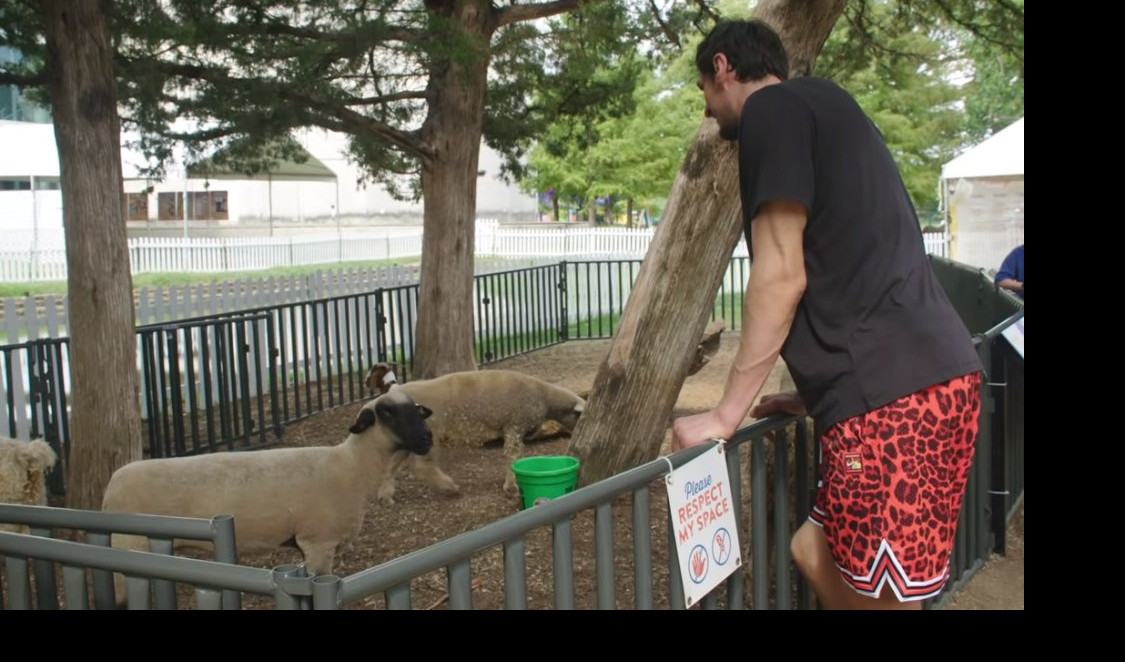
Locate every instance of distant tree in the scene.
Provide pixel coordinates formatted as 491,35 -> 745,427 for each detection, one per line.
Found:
528,0 -> 1019,221
515,2 -> 646,224
523,61 -> 701,224
961,31 -> 1023,142
817,1 -> 963,212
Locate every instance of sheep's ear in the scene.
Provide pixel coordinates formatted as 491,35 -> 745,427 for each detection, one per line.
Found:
350,408 -> 376,434
417,404 -> 433,419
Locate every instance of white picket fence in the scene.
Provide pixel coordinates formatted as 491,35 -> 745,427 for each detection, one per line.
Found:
923,231 -> 949,258
0,221 -> 661,282
477,221 -> 658,259
0,223 -> 949,341
0,230 -> 429,283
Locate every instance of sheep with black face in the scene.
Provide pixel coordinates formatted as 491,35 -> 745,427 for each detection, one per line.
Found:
101,389 -> 433,577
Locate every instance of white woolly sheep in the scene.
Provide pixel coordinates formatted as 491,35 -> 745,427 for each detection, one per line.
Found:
100,388 -> 434,578
365,369 -> 585,501
0,437 -> 59,534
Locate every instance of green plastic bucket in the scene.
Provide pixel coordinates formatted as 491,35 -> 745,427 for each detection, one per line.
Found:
511,455 -> 581,509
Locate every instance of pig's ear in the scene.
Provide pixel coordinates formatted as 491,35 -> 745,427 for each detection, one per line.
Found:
350,408 -> 376,434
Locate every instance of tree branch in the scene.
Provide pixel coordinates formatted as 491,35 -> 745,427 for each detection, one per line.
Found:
495,0 -> 586,28
0,70 -> 46,87
646,0 -> 680,51
278,89 -> 431,160
161,125 -> 245,143
346,90 -> 428,106
233,21 -> 420,46
133,60 -> 429,160
929,0 -> 1024,56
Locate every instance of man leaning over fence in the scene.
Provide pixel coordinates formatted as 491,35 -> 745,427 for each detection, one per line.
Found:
671,19 -> 984,611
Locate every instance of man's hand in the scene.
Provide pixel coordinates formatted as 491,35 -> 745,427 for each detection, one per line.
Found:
672,410 -> 734,452
748,391 -> 806,418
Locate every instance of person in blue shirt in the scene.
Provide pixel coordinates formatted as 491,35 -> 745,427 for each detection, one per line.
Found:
995,245 -> 1024,299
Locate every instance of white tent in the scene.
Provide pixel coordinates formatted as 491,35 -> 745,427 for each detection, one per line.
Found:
940,117 -> 1024,272
942,118 -> 1024,180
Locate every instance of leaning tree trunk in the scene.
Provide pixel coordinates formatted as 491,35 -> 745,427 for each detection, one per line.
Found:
568,121 -> 742,483
413,5 -> 493,379
568,0 -> 847,484
43,0 -> 143,509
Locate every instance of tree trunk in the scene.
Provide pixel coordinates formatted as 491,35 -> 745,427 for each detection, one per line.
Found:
754,0 -> 847,78
568,0 -> 847,484
42,0 -> 143,510
553,194 -> 560,223
413,3 -> 493,379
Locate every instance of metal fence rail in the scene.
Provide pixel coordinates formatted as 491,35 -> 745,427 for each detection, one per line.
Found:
0,503 -> 244,610
0,532 -> 313,610
2,415 -> 814,610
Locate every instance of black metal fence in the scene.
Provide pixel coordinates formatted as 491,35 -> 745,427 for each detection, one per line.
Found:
3,258 -> 753,494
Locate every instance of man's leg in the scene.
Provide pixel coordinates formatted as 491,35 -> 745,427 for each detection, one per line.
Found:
790,520 -> 921,610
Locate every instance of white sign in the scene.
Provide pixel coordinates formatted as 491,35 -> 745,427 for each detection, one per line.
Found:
664,443 -> 741,608
1001,316 -> 1024,358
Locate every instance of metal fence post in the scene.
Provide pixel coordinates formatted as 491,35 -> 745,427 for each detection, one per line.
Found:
558,261 -> 569,341
973,335 -> 998,561
987,336 -> 1009,555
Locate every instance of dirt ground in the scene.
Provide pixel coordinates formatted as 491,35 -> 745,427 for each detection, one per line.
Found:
236,332 -> 1023,610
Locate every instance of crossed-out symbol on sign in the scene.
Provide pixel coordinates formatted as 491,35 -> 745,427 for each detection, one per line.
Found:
712,527 -> 732,566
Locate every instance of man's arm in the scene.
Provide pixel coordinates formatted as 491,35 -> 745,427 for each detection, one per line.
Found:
672,200 -> 807,450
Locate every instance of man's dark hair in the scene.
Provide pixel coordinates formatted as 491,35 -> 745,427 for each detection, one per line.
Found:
695,19 -> 790,82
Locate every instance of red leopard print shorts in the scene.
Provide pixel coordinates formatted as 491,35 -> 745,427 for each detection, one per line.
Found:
809,372 -> 981,602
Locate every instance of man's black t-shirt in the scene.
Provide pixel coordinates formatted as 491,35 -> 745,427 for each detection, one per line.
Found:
738,77 -> 982,431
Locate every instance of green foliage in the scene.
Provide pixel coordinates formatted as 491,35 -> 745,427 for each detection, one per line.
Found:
517,0 -> 1023,222
817,3 -> 964,212
502,1 -> 646,211
521,25 -> 707,221
961,29 -> 1024,142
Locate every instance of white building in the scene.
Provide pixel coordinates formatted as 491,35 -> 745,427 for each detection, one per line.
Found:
0,120 -> 538,247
